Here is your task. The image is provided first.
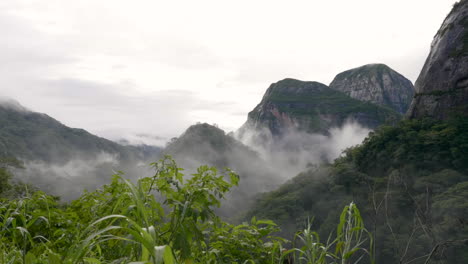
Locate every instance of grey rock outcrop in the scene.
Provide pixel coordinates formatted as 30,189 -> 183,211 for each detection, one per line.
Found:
329,64 -> 415,114
407,0 -> 468,119
238,78 -> 400,137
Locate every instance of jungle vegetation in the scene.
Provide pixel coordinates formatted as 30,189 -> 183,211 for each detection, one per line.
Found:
247,116 -> 468,263
0,156 -> 373,264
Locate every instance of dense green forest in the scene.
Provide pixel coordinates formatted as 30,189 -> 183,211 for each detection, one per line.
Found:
1,156 -> 373,264
0,105 -> 160,164
1,0 -> 466,262
247,116 -> 468,263
2,116 -> 467,263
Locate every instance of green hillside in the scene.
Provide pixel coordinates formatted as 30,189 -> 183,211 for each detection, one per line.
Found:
164,123 -> 258,167
246,116 -> 468,263
0,104 -> 159,163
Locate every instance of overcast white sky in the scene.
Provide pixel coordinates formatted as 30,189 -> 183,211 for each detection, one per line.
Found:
0,0 -> 458,145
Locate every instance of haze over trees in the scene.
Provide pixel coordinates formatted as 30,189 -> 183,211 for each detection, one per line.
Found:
1,0 -> 468,263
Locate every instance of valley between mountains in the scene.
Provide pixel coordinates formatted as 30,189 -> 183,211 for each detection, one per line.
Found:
1,1 -> 468,263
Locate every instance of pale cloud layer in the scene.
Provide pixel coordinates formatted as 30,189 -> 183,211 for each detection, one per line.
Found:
0,0 -> 458,145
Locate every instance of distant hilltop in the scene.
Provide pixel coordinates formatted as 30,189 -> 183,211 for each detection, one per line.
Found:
238,63 -> 411,138
329,63 -> 414,114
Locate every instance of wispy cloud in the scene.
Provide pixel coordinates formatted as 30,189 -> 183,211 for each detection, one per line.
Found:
0,0 -> 457,141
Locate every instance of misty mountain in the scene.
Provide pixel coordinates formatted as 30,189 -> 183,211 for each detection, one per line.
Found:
247,2 -> 468,263
237,78 -> 400,139
0,100 -> 161,164
165,123 -> 258,169
246,117 -> 468,263
329,63 -> 415,113
0,99 -> 163,199
163,123 -> 285,218
234,78 -> 399,176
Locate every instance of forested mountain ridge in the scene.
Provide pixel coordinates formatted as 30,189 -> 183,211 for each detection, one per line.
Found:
163,123 -> 284,218
164,123 -> 259,168
249,117 -> 468,263
0,100 -> 162,199
329,63 -> 414,113
247,1 -> 468,263
238,78 -> 400,137
1,1 -> 467,263
0,100 -> 160,164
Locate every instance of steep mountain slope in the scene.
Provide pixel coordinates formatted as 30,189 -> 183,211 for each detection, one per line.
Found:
329,63 -> 414,113
163,123 -> 284,218
239,78 -> 400,137
0,101 -> 159,163
407,0 -> 468,119
164,123 -> 257,169
0,99 -> 162,199
245,3 -> 468,263
246,117 -> 468,264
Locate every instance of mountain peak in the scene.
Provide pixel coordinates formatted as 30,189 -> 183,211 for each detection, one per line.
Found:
262,79 -> 328,100
337,63 -> 391,74
240,78 -> 400,137
329,63 -> 414,114
165,123 -> 234,157
0,97 -> 30,112
0,101 -> 158,163
407,0 -> 468,120
184,123 -> 224,136
271,78 -> 325,87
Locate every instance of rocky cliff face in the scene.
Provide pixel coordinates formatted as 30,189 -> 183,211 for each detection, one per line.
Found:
407,0 -> 468,119
329,64 -> 414,114
239,78 -> 400,136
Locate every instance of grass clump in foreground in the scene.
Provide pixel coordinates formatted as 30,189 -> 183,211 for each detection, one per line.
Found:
0,156 -> 373,264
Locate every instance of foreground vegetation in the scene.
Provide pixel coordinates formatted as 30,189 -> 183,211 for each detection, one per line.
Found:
3,116 -> 466,263
0,156 -> 373,264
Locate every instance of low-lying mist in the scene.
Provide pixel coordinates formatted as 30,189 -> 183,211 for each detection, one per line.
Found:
0,97 -> 30,112
13,152 -> 155,201
235,120 -> 371,178
158,121 -> 371,220
9,120 -> 371,221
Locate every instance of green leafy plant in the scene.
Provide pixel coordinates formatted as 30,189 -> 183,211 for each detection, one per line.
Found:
0,156 -> 374,263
